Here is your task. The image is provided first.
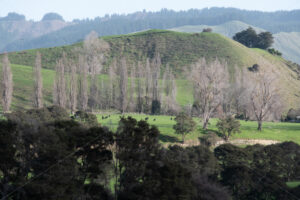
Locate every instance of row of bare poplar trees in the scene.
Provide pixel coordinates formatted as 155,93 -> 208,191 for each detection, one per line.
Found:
51,53 -> 178,114
20,31 -> 176,115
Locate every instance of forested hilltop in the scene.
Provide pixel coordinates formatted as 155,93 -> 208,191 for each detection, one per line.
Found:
2,8 -> 300,52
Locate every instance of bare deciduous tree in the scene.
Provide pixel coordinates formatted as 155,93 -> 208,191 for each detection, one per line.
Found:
53,58 -> 66,108
78,55 -> 88,111
145,58 -> 152,107
246,66 -> 280,131
151,53 -> 161,101
231,67 -> 250,119
190,58 -> 229,129
108,60 -> 117,109
162,65 -> 172,96
69,62 -> 78,114
136,61 -> 145,113
1,53 -> 13,112
119,58 -> 128,114
162,65 -> 178,114
128,65 -> 136,111
82,31 -> 108,112
83,31 -> 109,67
89,56 -> 102,111
33,52 -> 43,108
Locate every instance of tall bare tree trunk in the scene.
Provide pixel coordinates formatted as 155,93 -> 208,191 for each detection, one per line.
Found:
69,63 -> 77,114
1,53 -> 13,112
119,58 -> 128,114
257,120 -> 262,131
78,55 -> 88,111
108,60 -> 117,109
128,65 -> 136,111
53,58 -> 66,108
89,57 -> 102,112
162,65 -> 178,113
151,53 -> 161,101
33,52 -> 43,108
145,59 -> 152,99
136,62 -> 144,113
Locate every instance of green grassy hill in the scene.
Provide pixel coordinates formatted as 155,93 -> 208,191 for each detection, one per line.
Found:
1,30 -> 300,110
1,29 -> 290,72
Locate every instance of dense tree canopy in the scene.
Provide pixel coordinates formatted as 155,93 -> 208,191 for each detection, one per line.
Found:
233,27 -> 274,49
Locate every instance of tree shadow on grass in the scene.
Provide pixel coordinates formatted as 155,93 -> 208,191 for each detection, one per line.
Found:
159,134 -> 180,143
199,128 -> 222,137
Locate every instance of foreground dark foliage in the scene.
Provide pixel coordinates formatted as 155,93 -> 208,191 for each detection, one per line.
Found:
215,143 -> 300,200
0,107 -> 299,200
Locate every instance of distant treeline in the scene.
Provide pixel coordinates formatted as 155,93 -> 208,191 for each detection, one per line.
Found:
3,8 -> 300,52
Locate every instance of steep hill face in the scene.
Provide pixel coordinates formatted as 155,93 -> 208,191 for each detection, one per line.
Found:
273,32 -> 300,64
2,30 -> 300,109
171,21 -> 300,64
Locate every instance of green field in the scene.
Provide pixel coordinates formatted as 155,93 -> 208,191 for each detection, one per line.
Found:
97,113 -> 300,145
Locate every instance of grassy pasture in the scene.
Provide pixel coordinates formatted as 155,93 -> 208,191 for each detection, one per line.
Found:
97,113 -> 300,145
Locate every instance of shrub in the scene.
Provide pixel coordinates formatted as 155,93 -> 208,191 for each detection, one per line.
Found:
268,48 -> 282,56
151,100 -> 161,115
200,132 -> 223,147
202,28 -> 212,32
74,111 -> 99,127
173,112 -> 196,143
216,116 -> 241,141
248,64 -> 259,72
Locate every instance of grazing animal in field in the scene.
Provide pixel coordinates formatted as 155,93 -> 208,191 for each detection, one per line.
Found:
153,118 -> 156,121
145,117 -> 149,120
102,116 -> 104,119
170,117 -> 173,120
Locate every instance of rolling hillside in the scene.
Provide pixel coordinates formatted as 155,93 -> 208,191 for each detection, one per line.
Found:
1,30 -> 300,110
171,21 -> 300,64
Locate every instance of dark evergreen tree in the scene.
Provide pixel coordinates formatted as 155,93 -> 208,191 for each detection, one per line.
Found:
233,27 -> 274,49
257,32 -> 274,49
233,27 -> 258,48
